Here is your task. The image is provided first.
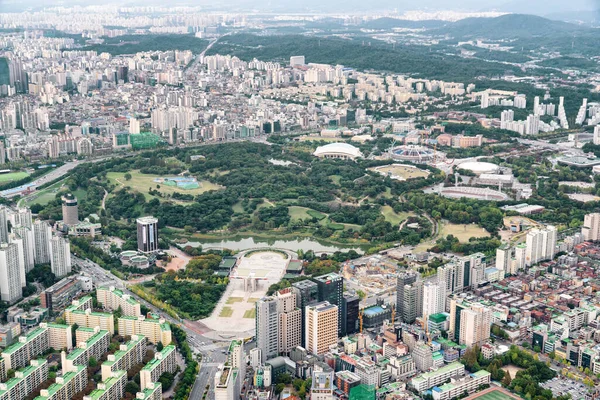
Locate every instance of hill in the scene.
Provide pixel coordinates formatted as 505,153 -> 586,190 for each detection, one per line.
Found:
434,14 -> 588,40
363,18 -> 445,30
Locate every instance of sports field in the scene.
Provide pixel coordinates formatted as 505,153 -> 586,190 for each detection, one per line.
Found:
441,222 -> 490,243
465,387 -> 520,400
371,164 -> 430,181
107,170 -> 223,199
0,171 -> 29,183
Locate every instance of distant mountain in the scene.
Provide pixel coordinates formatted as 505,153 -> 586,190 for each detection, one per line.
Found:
433,14 -> 589,39
363,18 -> 446,30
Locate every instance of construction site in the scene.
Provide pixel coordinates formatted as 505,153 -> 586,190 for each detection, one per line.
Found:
343,254 -> 400,296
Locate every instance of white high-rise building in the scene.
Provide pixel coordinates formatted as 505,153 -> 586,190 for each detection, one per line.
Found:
255,297 -> 279,362
525,114 -> 540,135
34,220 -> 52,264
0,243 -> 23,304
593,126 -> 600,146
533,96 -> 540,115
0,206 -> 9,243
50,236 -> 72,278
129,117 -> 141,134
513,244 -> 526,274
582,213 -> 600,241
495,243 -> 511,276
8,233 -> 26,288
12,226 -> 34,272
500,110 -> 514,130
459,303 -> 491,347
422,282 -> 446,317
514,94 -> 526,109
10,207 -> 33,229
525,225 -> 557,266
480,91 -> 489,109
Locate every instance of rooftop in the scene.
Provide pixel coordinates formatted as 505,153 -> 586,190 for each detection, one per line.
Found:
86,370 -> 127,400
3,327 -> 47,355
141,345 -> 175,372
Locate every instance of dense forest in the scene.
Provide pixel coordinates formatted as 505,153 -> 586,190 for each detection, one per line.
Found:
81,34 -> 209,56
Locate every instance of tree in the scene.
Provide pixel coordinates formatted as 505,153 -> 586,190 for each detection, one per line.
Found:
502,372 -> 512,387
157,342 -> 164,351
125,381 -> 140,394
124,173 -> 132,181
88,357 -> 98,368
275,383 -> 285,395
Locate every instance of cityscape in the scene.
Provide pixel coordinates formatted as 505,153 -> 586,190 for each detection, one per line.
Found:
0,1 -> 600,400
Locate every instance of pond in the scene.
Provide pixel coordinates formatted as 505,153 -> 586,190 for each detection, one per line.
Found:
182,235 -> 366,254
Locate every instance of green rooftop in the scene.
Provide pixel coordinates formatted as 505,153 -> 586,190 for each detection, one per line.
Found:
429,313 -> 447,324
99,287 -> 139,306
102,336 -> 146,367
410,361 -> 464,384
136,382 -> 162,399
0,359 -> 47,394
86,370 -> 127,400
67,330 -> 109,361
141,345 -> 175,372
33,365 -> 86,399
2,327 -> 47,355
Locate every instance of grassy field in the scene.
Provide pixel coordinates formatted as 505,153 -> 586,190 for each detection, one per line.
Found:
371,164 -> 430,180
0,171 -> 29,183
329,175 -> 342,185
219,307 -> 233,317
289,206 -> 313,221
440,222 -> 490,242
243,309 -> 256,319
107,170 -> 223,200
232,201 -> 244,213
381,205 -> 410,225
225,297 -> 243,304
23,179 -> 67,207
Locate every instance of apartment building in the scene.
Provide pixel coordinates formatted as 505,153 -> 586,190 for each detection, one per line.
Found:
0,359 -> 48,400
410,362 -> 465,392
2,327 -> 49,370
96,287 -> 141,317
135,382 -> 162,400
44,323 -> 73,351
82,370 -> 126,400
276,288 -> 302,355
101,335 -> 147,381
139,345 -> 177,390
68,296 -> 93,312
64,308 -> 114,336
61,329 -> 110,374
118,316 -> 171,345
0,358 -> 5,382
34,364 -> 87,400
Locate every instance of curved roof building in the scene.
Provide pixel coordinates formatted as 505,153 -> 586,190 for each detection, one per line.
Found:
313,143 -> 363,160
457,161 -> 499,175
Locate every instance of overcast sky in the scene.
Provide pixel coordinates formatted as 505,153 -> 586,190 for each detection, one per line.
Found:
1,0 -> 599,15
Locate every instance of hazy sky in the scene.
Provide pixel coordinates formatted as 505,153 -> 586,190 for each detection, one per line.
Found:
1,0 -> 599,15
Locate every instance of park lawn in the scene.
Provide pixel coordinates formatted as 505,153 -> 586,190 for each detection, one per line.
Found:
440,222 -> 490,243
225,297 -> 243,304
329,175 -> 342,185
219,307 -> 233,317
232,201 -> 245,213
247,298 -> 260,303
0,171 -> 29,183
106,170 -> 223,200
243,309 -> 256,319
289,206 -> 315,221
23,179 -> 67,207
381,206 -> 410,225
307,209 -> 327,220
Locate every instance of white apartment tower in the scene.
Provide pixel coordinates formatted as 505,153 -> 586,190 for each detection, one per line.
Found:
255,297 -> 279,362
495,243 -> 511,276
459,303 -> 492,347
422,282 -> 446,317
13,226 -> 35,273
33,220 -> 52,264
582,213 -> 600,242
0,243 -> 23,304
50,236 -> 72,278
525,226 -> 557,266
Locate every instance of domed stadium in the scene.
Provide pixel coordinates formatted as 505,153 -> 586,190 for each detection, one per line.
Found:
392,145 -> 434,163
313,143 -> 363,160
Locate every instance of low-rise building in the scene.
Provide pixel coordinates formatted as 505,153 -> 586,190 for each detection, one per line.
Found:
96,287 -> 141,317
431,370 -> 491,400
0,359 -> 48,400
140,345 -> 177,390
2,327 -> 49,370
101,335 -> 147,381
135,382 -> 162,400
409,362 -> 465,392
34,364 -> 87,400
83,370 -> 127,400
40,277 -> 83,311
118,316 -> 171,345
61,328 -> 110,374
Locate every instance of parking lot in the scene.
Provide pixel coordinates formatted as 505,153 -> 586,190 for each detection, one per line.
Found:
540,376 -> 589,399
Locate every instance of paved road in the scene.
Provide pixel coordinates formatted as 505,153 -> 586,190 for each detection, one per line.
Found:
75,257 -> 228,400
